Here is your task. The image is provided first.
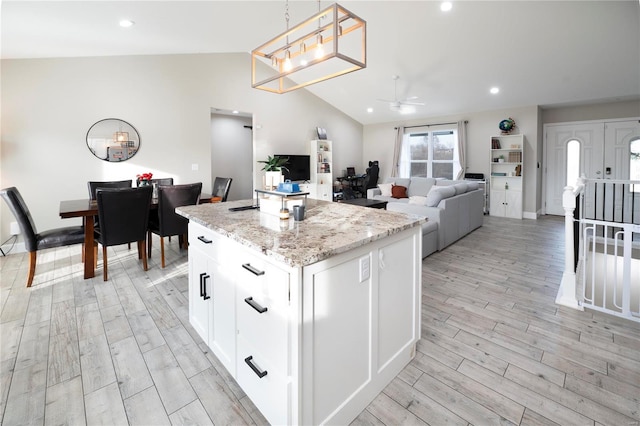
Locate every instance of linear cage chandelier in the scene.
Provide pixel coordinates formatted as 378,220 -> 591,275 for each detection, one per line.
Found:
251,2 -> 366,94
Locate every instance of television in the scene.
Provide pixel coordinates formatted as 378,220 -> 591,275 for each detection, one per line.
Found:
277,154 -> 311,182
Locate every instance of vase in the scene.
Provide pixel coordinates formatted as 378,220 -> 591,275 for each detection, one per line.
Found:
265,171 -> 282,190
137,179 -> 150,187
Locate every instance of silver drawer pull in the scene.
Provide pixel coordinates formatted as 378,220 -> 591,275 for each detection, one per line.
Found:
242,263 -> 265,276
197,236 -> 212,244
244,297 -> 268,314
245,356 -> 268,378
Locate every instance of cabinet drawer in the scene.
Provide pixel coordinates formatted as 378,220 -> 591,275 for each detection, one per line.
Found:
188,222 -> 222,260
236,251 -> 289,304
237,335 -> 290,426
236,283 -> 289,375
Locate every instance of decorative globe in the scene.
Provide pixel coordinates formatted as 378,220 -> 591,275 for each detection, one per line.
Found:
499,118 -> 515,133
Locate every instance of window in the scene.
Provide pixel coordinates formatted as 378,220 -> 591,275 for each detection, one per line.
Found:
566,139 -> 581,187
399,128 -> 460,179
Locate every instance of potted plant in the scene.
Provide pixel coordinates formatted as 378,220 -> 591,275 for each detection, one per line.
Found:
498,155 -> 505,163
258,155 -> 289,190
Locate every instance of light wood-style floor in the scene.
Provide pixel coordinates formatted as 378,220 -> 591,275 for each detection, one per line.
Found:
1,215 -> 639,425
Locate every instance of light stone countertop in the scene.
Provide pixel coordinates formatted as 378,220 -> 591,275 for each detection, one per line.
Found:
176,198 -> 425,267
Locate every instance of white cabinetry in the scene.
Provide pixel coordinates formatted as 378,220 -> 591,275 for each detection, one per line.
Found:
490,134 -> 524,219
188,226 -> 236,374
310,140 -> 333,201
188,221 -> 421,425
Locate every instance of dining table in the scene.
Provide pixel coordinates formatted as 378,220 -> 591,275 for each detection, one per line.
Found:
59,193 -> 213,279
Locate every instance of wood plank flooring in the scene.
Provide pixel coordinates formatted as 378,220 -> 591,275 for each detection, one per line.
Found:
1,215 -> 639,425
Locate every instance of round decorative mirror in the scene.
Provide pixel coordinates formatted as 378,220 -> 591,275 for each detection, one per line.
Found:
86,118 -> 140,162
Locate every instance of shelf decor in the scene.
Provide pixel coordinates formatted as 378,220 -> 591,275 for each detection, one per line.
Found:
498,117 -> 516,134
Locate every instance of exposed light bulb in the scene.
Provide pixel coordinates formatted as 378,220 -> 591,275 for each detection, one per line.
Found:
315,34 -> 325,59
490,87 -> 500,94
440,2 -> 452,12
283,50 -> 292,71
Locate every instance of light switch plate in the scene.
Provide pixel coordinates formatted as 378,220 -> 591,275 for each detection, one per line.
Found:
191,163 -> 199,171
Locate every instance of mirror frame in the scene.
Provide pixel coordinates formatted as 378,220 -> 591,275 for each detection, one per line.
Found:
86,118 -> 141,162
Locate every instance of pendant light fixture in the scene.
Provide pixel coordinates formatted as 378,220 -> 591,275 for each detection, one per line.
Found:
251,1 -> 366,94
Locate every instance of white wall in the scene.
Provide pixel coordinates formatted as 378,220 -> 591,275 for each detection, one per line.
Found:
0,53 -> 363,242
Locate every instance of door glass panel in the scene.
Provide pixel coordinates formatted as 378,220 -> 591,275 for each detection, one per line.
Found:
566,139 -> 581,187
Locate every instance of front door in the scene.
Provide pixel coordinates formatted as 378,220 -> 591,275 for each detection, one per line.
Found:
544,119 -> 640,216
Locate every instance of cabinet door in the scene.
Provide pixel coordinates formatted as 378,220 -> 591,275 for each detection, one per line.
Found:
490,190 -> 506,217
505,191 -> 523,219
189,249 -> 211,344
210,259 -> 237,375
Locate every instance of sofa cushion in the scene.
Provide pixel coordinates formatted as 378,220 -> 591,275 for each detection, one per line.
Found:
378,182 -> 393,197
466,181 -> 479,191
391,185 -> 408,199
408,177 -> 436,197
425,186 -> 456,207
409,195 -> 428,205
453,183 -> 468,195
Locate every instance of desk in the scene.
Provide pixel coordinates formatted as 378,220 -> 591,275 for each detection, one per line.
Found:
336,175 -> 366,197
60,193 -> 212,279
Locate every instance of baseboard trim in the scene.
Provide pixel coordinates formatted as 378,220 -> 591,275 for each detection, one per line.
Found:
523,211 -> 538,220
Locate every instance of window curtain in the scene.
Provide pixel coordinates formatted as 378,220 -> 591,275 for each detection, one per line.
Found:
456,120 -> 467,180
391,126 -> 404,177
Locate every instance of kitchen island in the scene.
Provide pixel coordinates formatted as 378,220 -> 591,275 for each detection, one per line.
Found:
177,198 -> 424,425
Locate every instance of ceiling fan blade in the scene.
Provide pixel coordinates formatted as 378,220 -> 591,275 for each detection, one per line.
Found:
401,101 -> 425,106
376,98 -> 395,103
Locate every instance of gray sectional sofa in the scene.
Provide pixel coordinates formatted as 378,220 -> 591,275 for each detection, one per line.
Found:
368,177 -> 484,258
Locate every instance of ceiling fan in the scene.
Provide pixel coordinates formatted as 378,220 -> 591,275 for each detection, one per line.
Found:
377,75 -> 425,113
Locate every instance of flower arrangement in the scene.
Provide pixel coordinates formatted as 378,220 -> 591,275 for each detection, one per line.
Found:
136,172 -> 153,186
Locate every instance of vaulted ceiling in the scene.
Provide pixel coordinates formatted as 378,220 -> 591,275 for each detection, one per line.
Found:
2,1 -> 639,125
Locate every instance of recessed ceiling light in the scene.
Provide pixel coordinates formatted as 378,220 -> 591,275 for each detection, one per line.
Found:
232,110 -> 239,114
490,87 -> 500,94
119,19 -> 135,28
440,2 -> 453,12
367,107 -> 373,113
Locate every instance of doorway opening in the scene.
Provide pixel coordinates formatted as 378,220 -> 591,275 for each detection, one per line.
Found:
210,109 -> 254,201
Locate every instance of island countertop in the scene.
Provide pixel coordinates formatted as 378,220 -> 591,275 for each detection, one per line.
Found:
176,198 -> 425,267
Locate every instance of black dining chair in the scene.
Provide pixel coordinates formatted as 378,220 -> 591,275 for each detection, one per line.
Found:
88,180 -> 133,252
147,182 -> 202,268
0,187 -> 85,287
88,179 -> 133,200
212,177 -> 232,202
95,186 -> 153,281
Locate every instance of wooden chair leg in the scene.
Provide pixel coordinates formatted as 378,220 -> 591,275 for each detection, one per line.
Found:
26,251 -> 37,287
160,237 -> 166,268
147,229 -> 152,259
94,243 -> 98,269
102,246 -> 108,281
140,240 -> 149,271
182,233 -> 188,250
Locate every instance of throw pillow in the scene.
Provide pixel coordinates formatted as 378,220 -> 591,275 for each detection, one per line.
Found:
466,181 -> 479,191
409,195 -> 428,205
391,185 -> 408,199
378,182 -> 393,197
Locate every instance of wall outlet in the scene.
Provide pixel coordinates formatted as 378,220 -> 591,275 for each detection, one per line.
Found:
10,221 -> 20,235
191,163 -> 199,171
359,256 -> 370,282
